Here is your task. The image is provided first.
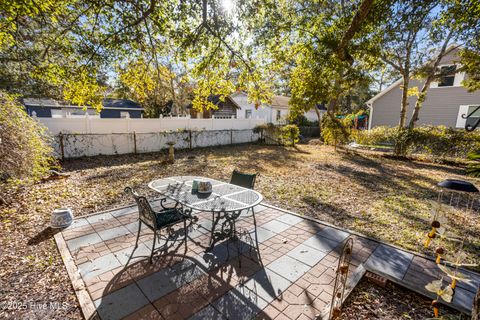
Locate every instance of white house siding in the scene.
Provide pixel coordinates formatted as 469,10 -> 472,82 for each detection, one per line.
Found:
231,93 -> 273,121
369,48 -> 480,129
370,79 -> 480,128
304,109 -> 320,122
231,92 -> 322,124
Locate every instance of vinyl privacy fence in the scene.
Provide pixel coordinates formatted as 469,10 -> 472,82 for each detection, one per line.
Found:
36,116 -> 265,134
54,130 -> 261,158
33,117 -> 266,159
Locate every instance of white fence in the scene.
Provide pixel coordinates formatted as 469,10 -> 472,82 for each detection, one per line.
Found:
36,116 -> 266,134
53,129 -> 261,159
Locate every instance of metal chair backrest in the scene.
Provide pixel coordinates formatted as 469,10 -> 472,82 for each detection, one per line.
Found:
125,187 -> 157,229
230,170 -> 257,189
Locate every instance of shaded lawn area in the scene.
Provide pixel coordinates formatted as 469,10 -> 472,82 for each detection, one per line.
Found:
1,144 -> 479,319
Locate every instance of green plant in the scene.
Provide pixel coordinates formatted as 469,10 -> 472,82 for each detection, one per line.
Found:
467,152 -> 480,177
288,114 -> 319,127
279,124 -> 300,146
0,91 -> 54,184
354,125 -> 480,159
321,115 -> 351,147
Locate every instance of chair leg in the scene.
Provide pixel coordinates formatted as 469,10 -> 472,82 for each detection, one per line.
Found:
251,208 -> 263,266
125,221 -> 142,268
183,219 -> 188,256
134,221 -> 141,249
150,230 -> 157,264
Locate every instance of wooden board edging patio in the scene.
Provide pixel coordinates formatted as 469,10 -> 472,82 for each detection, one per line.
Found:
54,232 -> 98,320
262,203 -> 478,315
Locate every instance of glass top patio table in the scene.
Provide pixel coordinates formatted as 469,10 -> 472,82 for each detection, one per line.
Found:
148,176 -> 263,213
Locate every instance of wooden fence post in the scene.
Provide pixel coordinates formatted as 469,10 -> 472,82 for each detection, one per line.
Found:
133,131 -> 137,154
230,129 -> 233,145
59,132 -> 65,161
189,130 -> 192,149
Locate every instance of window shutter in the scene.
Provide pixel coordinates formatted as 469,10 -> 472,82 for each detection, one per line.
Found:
456,105 -> 469,128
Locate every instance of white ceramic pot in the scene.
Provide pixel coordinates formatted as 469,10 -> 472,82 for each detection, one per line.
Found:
51,208 -> 74,228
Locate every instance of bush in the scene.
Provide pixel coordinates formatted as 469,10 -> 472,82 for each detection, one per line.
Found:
354,125 -> 480,159
288,114 -> 319,127
279,124 -> 300,146
321,115 -> 351,146
0,91 -> 54,183
467,152 -> 480,177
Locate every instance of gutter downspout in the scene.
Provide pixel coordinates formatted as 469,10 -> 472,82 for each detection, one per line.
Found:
367,102 -> 373,130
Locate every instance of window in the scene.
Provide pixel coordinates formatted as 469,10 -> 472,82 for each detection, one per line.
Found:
245,110 -> 252,119
276,110 -> 281,121
468,105 -> 480,117
51,109 -> 64,118
438,65 -> 456,87
63,108 -> 99,118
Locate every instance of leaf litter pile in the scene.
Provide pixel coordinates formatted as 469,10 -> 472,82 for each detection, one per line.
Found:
340,278 -> 466,319
1,144 -> 478,319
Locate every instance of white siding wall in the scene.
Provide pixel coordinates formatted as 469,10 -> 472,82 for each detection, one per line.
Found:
232,93 -> 273,121
369,48 -> 480,129
232,92 -> 320,123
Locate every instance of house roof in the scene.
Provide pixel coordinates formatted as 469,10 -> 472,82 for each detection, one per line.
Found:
366,78 -> 403,105
102,98 -> 142,109
209,95 -> 242,109
270,95 -> 290,109
22,98 -> 144,110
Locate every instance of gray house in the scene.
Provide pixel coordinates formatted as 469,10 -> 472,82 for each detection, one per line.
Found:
23,98 -> 144,118
367,48 -> 480,130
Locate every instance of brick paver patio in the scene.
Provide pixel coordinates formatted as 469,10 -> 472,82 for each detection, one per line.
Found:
55,201 -> 480,320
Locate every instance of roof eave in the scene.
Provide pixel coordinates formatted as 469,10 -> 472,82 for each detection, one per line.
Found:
367,78 -> 403,106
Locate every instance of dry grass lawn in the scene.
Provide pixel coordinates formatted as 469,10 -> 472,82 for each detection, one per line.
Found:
1,144 -> 479,319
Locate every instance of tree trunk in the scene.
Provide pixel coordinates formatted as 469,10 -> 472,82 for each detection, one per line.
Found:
407,80 -> 431,130
399,74 -> 410,128
327,98 -> 349,141
314,106 -> 322,136
408,31 -> 454,129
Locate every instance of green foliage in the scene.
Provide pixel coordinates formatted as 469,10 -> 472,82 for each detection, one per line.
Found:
0,91 -> 54,182
353,126 -> 397,146
288,114 -> 319,127
459,49 -> 480,92
253,123 -> 274,134
116,58 -> 192,117
321,115 -> 351,146
279,124 -> 300,146
467,152 -> 480,177
355,126 -> 480,159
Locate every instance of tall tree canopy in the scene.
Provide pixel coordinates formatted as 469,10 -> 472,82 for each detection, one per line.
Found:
0,0 -> 271,111
1,0 -> 478,119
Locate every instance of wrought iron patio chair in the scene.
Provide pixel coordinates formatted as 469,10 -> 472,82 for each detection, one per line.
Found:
228,170 -> 261,265
230,169 -> 257,189
124,187 -> 192,264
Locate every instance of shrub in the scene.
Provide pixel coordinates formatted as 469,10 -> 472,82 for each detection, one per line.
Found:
288,114 -> 319,127
467,152 -> 480,177
321,115 -> 351,146
354,125 -> 480,159
353,126 -> 396,146
279,124 -> 300,146
0,91 -> 54,183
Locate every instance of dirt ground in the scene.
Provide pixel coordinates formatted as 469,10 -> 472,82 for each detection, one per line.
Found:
340,278 -> 467,319
1,144 -> 478,319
